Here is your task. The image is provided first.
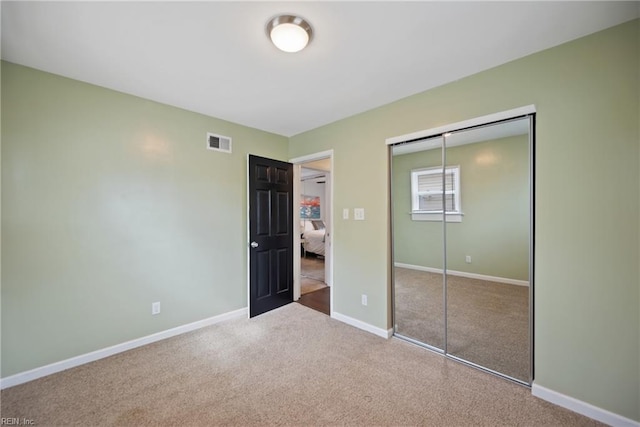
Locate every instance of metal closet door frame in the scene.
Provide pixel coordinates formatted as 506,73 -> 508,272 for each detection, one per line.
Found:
388,107 -> 536,387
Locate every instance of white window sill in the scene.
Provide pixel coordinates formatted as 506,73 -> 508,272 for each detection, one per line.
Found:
411,212 -> 463,222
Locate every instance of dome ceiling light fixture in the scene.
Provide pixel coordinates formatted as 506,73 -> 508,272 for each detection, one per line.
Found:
266,14 -> 313,53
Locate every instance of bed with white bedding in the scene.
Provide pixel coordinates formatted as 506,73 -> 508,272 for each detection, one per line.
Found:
303,229 -> 325,256
301,220 -> 326,256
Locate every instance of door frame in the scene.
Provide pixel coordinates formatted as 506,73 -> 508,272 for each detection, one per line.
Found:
290,150 -> 334,315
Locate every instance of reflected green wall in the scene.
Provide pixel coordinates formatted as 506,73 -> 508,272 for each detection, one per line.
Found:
393,135 -> 529,281
1,62 -> 288,376
393,145 -> 445,271
290,20 -> 639,421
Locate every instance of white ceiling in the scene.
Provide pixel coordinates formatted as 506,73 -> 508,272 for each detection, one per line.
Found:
303,158 -> 331,171
2,2 -> 638,137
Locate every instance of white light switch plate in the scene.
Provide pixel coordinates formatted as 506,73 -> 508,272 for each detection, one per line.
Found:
354,208 -> 365,220
343,208 -> 349,220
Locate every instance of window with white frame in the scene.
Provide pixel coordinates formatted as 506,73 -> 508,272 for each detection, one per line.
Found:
410,166 -> 462,222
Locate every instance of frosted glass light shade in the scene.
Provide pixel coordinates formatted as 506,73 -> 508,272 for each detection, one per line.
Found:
271,23 -> 309,53
266,15 -> 313,53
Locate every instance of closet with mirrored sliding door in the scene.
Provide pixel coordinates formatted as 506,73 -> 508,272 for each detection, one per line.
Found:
389,109 -> 534,385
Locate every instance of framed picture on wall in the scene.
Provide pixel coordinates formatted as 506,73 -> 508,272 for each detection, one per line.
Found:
300,195 -> 321,219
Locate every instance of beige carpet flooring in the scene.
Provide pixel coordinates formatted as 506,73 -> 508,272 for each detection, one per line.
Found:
301,255 -> 326,295
1,304 -> 602,426
394,267 -> 529,382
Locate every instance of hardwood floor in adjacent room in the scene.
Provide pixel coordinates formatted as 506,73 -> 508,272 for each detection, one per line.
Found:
297,286 -> 330,315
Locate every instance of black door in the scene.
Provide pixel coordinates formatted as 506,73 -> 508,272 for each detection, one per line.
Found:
248,155 -> 294,317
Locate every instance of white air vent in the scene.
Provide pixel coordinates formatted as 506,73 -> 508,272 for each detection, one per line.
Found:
206,132 -> 232,153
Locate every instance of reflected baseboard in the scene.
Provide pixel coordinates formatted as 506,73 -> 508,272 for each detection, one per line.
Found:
394,262 -> 529,287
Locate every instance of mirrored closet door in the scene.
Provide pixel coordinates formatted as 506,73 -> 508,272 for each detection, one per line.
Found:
391,115 -> 533,385
392,136 -> 445,350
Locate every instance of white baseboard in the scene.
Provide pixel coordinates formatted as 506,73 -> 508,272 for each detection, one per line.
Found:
332,311 -> 393,339
532,382 -> 640,427
395,262 -> 529,287
0,307 -> 248,390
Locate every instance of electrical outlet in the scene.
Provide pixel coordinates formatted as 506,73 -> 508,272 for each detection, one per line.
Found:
152,302 -> 161,315
465,255 -> 472,263
354,208 -> 365,220
361,294 -> 368,306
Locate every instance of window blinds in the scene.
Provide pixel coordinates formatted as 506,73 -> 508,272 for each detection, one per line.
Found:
414,168 -> 458,212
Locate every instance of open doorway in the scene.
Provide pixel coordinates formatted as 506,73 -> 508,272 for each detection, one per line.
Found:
291,151 -> 333,316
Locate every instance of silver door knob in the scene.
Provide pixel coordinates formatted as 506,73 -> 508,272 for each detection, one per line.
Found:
250,241 -> 259,248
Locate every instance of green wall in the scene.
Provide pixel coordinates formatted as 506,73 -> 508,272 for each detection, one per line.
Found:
1,18 -> 638,424
1,62 -> 288,376
290,20 -> 639,421
392,135 -> 529,281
